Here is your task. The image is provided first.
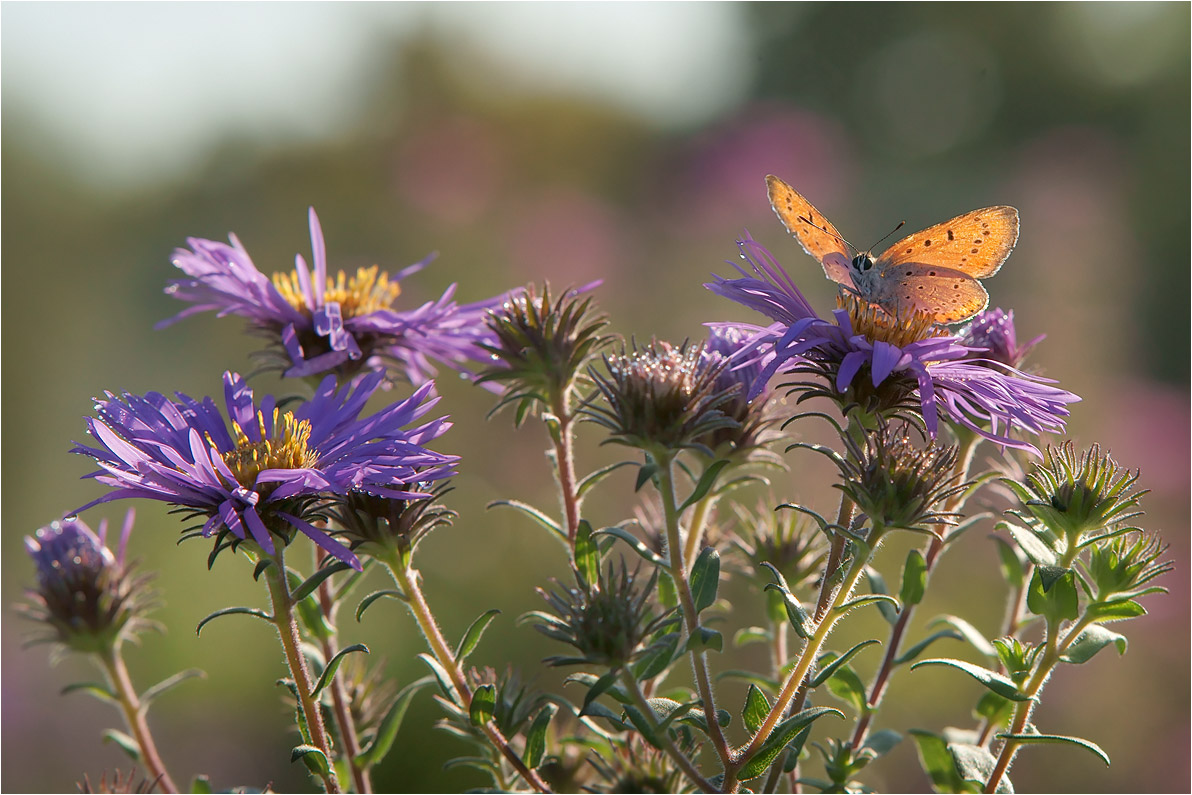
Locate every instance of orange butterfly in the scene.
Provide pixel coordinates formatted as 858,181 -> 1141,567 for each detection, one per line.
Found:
766,175 -> 1018,324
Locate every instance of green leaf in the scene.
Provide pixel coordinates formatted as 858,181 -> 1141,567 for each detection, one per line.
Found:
455,609 -> 502,663
592,525 -> 664,566
488,499 -> 564,539
252,558 -> 275,581
974,691 -> 1013,729
951,742 -> 1010,793
733,626 -> 772,648
290,561 -> 353,603
992,536 -> 1026,589
580,700 -> 630,731
355,589 -> 406,622
635,461 -> 659,492
291,744 -> 331,778
1027,567 -> 1079,623
680,459 -> 731,511
894,629 -> 963,666
685,626 -> 724,653
524,703 -> 558,769
863,728 -> 902,756
60,682 -> 118,704
575,521 -> 600,588
738,706 -> 844,780
101,729 -> 140,761
824,664 -> 868,714
911,658 -> 1032,701
577,460 -> 637,498
715,669 -> 779,692
1088,599 -> 1147,621
139,668 -> 206,709
311,644 -> 368,698
996,732 -> 1110,766
690,547 -> 721,614
742,684 -> 771,735
357,676 -> 433,768
621,703 -> 664,749
418,653 -> 459,703
836,593 -> 900,616
910,730 -> 965,793
469,683 -> 497,726
866,566 -> 900,624
676,707 -> 732,736
1002,522 -> 1058,567
632,632 -> 680,681
189,775 -> 213,794
1060,625 -> 1127,664
578,668 -> 621,716
810,640 -> 881,687
899,549 -> 928,607
930,615 -> 998,658
195,606 -> 272,636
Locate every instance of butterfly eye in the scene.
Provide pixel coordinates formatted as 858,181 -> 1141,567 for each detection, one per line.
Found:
852,254 -> 873,272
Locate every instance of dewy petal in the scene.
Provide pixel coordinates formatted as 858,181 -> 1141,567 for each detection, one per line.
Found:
278,511 -> 361,571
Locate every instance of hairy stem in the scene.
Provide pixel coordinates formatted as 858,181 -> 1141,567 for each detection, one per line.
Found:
264,551 -> 340,793
383,555 -> 552,794
98,645 -> 179,794
318,579 -> 371,793
683,492 -> 720,573
549,389 -> 582,549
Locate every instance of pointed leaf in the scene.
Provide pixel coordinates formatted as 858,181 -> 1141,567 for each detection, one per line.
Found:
454,609 -> 502,663
733,626 -> 773,648
524,703 -> 558,769
1088,599 -> 1147,621
632,632 -> 680,681
577,460 -> 637,498
911,730 -> 966,793
358,676 -> 433,768
418,653 -> 459,703
60,682 -> 117,704
911,658 -> 1032,701
894,629 -> 963,666
574,521 -> 600,588
863,728 -> 902,756
621,703 -> 663,749
102,729 -> 141,761
291,562 -> 353,603
996,732 -> 1110,766
685,626 -> 723,653
866,566 -> 900,624
952,742 -> 1011,792
690,547 -> 721,614
930,615 -> 998,658
1027,567 -> 1079,623
291,744 -> 331,778
1060,625 -> 1127,664
836,593 -> 900,616
592,525 -> 664,566
488,499 -> 564,538
1003,522 -> 1058,567
253,558 -> 275,581
992,536 -> 1025,589
810,640 -> 881,687
899,549 -> 928,607
195,606 -> 272,636
635,461 -> 658,492
311,643 -> 368,698
742,684 -> 771,735
355,589 -> 405,622
139,668 -> 206,709
578,668 -> 621,716
738,706 -> 844,780
469,683 -> 497,726
824,663 -> 868,714
679,459 -> 731,511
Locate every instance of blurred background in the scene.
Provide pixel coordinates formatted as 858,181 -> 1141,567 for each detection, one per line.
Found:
3,3 -> 1187,792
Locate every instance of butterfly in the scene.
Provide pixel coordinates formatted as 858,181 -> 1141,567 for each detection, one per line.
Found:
766,174 -> 1019,325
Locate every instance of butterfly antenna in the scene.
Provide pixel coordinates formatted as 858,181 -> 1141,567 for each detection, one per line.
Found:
798,215 -> 857,251
868,220 -> 906,251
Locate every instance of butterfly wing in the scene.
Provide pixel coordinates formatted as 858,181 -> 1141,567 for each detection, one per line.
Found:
880,264 -> 990,324
766,175 -> 854,287
874,206 -> 1019,279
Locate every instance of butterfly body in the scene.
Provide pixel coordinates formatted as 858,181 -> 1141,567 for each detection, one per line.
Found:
766,175 -> 1019,325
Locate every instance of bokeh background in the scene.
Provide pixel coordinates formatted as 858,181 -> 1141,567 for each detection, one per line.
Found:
3,3 -> 1188,792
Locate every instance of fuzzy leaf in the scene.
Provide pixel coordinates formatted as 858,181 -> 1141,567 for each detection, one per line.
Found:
952,742 -> 1012,793
102,729 -> 140,761
894,629 -> 963,666
900,549 -> 928,607
810,639 -> 881,687
592,525 -> 664,566
690,547 -> 721,614
312,644 -> 368,698
1027,567 -> 1079,623
836,593 -> 900,616
1088,599 -> 1147,621
577,460 -> 637,498
742,684 -> 771,735
291,744 -> 330,779
290,562 -> 353,603
911,658 -> 1032,701
357,676 -> 433,768
911,730 -> 965,793
680,459 -> 731,511
930,615 -> 998,658
469,684 -> 497,726
524,703 -> 558,769
195,606 -> 272,636
355,589 -> 405,622
863,728 -> 902,756
575,521 -> 600,588
632,632 -> 680,681
738,706 -> 844,780
992,536 -> 1026,589
455,609 -> 502,663
1060,625 -> 1127,664
488,499 -> 564,538
996,732 -> 1110,766
139,668 -> 206,709
60,682 -> 118,704
1002,522 -> 1058,567
824,663 -> 868,714
685,626 -> 724,653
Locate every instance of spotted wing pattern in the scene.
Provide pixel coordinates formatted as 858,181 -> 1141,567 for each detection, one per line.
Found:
766,175 -> 854,287
874,206 -> 1019,279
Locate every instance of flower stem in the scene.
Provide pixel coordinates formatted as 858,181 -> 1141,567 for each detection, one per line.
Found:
264,551 -> 340,794
383,554 -> 552,794
813,494 -> 856,621
317,579 -> 371,793
619,669 -> 718,793
682,491 -> 720,573
98,644 -> 179,794
549,390 -> 583,549
656,456 -> 733,774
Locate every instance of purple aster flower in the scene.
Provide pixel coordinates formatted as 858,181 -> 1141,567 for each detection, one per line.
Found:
21,511 -> 156,653
706,234 -> 1079,453
72,372 -> 458,571
697,325 -> 783,455
158,207 -> 508,384
958,308 -> 1043,369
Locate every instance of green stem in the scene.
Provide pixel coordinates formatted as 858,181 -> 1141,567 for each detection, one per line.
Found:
682,491 -> 720,573
656,456 -> 733,776
98,644 -> 179,794
813,494 -> 856,621
383,554 -> 552,794
264,550 -> 340,793
619,669 -> 718,793
549,389 -> 582,549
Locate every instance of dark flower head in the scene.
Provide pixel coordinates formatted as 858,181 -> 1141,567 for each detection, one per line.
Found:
159,207 -> 508,385
707,234 -> 1080,454
1082,532 -> 1171,604
586,340 -> 740,456
328,482 -> 457,562
477,282 -> 611,423
958,308 -> 1043,370
728,499 -> 828,591
78,768 -> 157,794
21,512 -> 156,654
830,422 -> 969,535
532,562 -> 673,669
1003,442 -> 1148,554
72,371 -> 457,571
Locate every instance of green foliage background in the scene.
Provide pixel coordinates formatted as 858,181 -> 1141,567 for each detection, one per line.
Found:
3,4 -> 1188,792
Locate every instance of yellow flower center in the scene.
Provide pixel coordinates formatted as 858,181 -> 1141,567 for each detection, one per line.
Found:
273,265 -> 401,319
220,409 -> 319,488
838,293 -> 946,348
